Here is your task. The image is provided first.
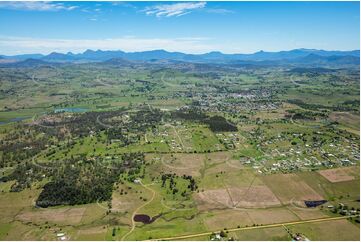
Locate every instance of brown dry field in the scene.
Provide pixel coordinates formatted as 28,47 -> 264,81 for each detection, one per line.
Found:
111,189 -> 136,213
74,226 -> 107,240
329,112 -> 360,130
16,207 -> 86,225
223,169 -> 264,187
194,188 -> 233,210
287,206 -> 329,220
194,185 -> 281,210
228,186 -> 281,208
261,173 -> 324,205
246,207 -> 299,225
110,182 -> 154,226
206,151 -> 232,164
204,160 -> 243,175
318,166 -> 359,183
160,153 -> 205,177
229,226 -> 289,241
203,209 -> 253,230
225,159 -> 244,169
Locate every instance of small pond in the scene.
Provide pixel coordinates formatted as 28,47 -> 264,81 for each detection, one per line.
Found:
54,107 -> 88,113
0,116 -> 31,125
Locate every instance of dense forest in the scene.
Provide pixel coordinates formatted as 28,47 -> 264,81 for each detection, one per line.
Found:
171,109 -> 238,132
36,152 -> 145,207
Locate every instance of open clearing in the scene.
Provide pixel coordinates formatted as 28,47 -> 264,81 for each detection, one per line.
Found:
261,173 -> 324,205
229,227 -> 289,241
329,112 -> 360,131
0,49 -> 359,241
206,151 -> 232,164
228,186 -> 281,208
247,208 -> 299,225
287,219 -> 359,241
288,206 -> 329,220
160,153 -> 205,177
16,207 -> 86,225
75,226 -> 107,240
194,185 -> 281,210
318,166 -> 359,183
194,188 -> 233,209
202,210 -> 253,230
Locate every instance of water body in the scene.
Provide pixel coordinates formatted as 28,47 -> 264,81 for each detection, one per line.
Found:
54,107 -> 88,113
133,214 -> 152,224
0,116 -> 31,125
133,214 -> 164,224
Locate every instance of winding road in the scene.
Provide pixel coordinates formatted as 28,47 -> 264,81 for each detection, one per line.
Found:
121,181 -> 156,240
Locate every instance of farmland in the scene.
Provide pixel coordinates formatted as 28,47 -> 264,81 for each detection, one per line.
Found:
0,57 -> 359,241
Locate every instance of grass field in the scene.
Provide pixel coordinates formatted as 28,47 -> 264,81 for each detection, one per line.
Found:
0,61 -> 359,241
287,219 -> 359,241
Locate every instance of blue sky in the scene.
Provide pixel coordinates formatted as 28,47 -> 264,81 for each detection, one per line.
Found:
0,1 -> 359,55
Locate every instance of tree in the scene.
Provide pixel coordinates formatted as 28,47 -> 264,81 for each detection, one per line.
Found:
220,231 -> 227,238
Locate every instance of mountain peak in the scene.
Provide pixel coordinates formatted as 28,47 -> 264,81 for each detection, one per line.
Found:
6,48 -> 358,63
83,49 -> 95,54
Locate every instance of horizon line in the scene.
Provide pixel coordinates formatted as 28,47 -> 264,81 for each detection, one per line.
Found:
2,48 -> 360,57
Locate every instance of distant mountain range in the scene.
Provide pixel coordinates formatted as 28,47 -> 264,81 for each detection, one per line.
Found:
0,48 -> 359,67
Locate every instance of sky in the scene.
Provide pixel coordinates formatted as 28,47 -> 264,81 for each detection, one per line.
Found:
0,1 -> 359,55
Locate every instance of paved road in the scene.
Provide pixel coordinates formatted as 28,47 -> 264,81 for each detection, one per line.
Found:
290,75 -> 305,86
153,215 -> 358,241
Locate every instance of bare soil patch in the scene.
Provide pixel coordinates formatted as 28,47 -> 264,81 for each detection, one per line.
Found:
16,207 -> 85,225
161,153 -> 204,177
262,174 -> 324,205
247,208 -> 299,225
205,161 -> 243,175
207,151 -> 232,164
194,185 -> 281,210
228,186 -> 281,208
288,207 -> 329,220
318,167 -> 358,183
204,210 -> 253,230
194,189 -> 233,211
77,226 -> 107,235
329,112 -> 359,130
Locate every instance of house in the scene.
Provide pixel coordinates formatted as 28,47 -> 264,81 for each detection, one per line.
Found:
210,233 -> 222,241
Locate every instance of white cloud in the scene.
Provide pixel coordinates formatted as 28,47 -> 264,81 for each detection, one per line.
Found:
0,1 -> 78,11
143,2 -> 206,18
206,8 -> 234,14
112,2 -> 137,9
0,36 -> 217,55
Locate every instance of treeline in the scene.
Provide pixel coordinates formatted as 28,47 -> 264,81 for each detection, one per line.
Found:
36,161 -> 121,207
0,161 -> 46,192
160,173 -> 198,196
36,152 -> 145,207
0,125 -> 52,167
171,109 -> 237,132
286,109 -> 328,121
288,99 -> 359,112
204,116 -> 238,132
1,151 -> 145,207
35,106 -> 163,140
